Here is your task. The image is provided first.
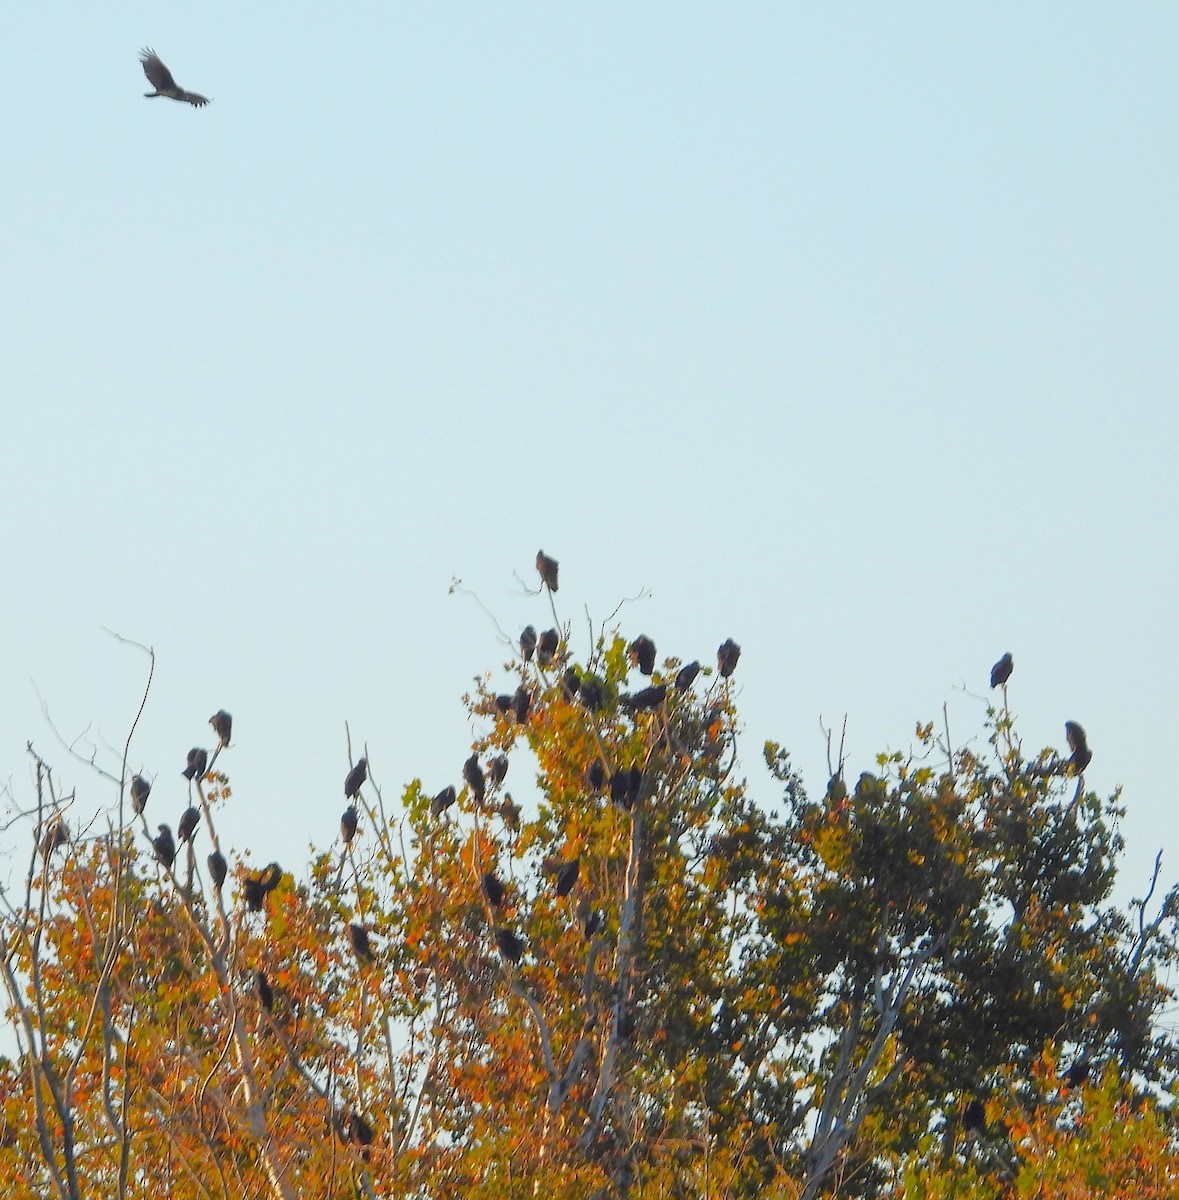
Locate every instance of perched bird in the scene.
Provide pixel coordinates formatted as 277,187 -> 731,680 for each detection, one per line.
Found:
243,863 -> 283,911
256,971 -> 273,1013
152,824 -> 176,869
346,1110 -> 376,1159
1065,721 -> 1092,772
674,661 -> 701,692
183,747 -> 208,781
430,785 -> 457,817
537,628 -> 560,667
488,755 -> 509,786
495,927 -> 524,964
610,767 -> 643,811
500,794 -> 521,831
177,805 -> 200,844
482,871 -> 506,907
536,550 -> 559,592
129,774 -> 151,816
494,693 -> 515,716
990,653 -> 1014,689
554,858 -> 581,897
717,639 -> 741,678
578,899 -> 602,938
561,668 -> 580,700
584,761 -> 606,792
462,754 -> 486,803
209,709 -> 232,747
519,626 -> 538,662
207,850 -> 228,890
962,1098 -> 987,1137
341,805 -> 358,846
349,922 -> 376,964
577,678 -> 604,712
39,818 -> 69,857
1060,1055 -> 1091,1090
258,863 -> 283,893
628,636 -> 656,676
512,686 -> 532,725
344,758 -> 367,800
139,48 -> 210,107
623,685 -> 667,713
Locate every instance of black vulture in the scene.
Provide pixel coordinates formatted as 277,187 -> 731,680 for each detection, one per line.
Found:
494,693 -> 515,715
488,755 -> 509,786
209,709 -> 232,747
258,863 -> 283,892
537,628 -> 559,667
462,754 -> 485,804
513,686 -> 532,724
628,635 -> 656,675
962,1098 -> 987,1137
1061,1055 -> 1090,1090
183,747 -> 209,781
344,758 -> 368,800
139,49 -> 211,107
495,927 -> 524,964
577,677 -> 604,712
554,858 -> 580,897
129,774 -> 151,816
584,760 -> 606,792
177,805 -> 200,844
152,824 -> 176,869
519,625 -> 537,662
430,785 -> 456,817
341,805 -> 358,845
349,922 -> 376,964
609,767 -> 643,811
242,878 -> 266,911
535,550 -> 559,592
561,668 -> 580,700
623,685 -> 667,713
346,1110 -> 376,1159
674,661 -> 701,692
990,653 -> 1013,689
500,795 -> 521,831
578,899 -> 602,938
39,818 -> 69,857
256,971 -> 273,1013
717,638 -> 741,678
1065,721 -> 1092,771
482,871 -> 506,907
208,850 -> 228,890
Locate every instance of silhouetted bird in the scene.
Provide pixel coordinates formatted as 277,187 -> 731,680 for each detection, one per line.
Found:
183,747 -> 208,781
628,636 -> 656,675
258,863 -> 283,893
208,850 -> 227,890
139,48 -> 210,107
346,1110 -> 376,1156
610,767 -> 643,810
990,653 -> 1014,689
341,805 -> 358,845
482,871 -> 506,907
1065,721 -> 1092,771
256,971 -> 273,1013
536,550 -> 559,591
463,754 -> 486,803
717,639 -> 741,678
584,760 -> 606,792
152,824 -> 176,869
537,627 -> 559,667
209,709 -> 232,747
431,786 -> 456,817
561,668 -> 580,700
555,858 -> 580,897
39,819 -> 69,857
500,794 -> 521,831
130,774 -> 151,816
489,755 -> 509,785
177,806 -> 200,844
344,758 -> 367,800
1061,1055 -> 1090,1090
962,1098 -> 987,1137
578,678 -> 604,712
242,878 -> 266,911
349,922 -> 376,964
494,693 -> 515,716
519,625 -> 537,661
623,685 -> 667,713
674,661 -> 701,692
578,899 -> 602,938
495,927 -> 524,963
513,686 -> 532,725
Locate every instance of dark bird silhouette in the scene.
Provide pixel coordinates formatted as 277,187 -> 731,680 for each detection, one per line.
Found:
1060,1055 -> 1090,1090
717,638 -> 741,678
495,927 -> 524,963
463,754 -> 486,804
152,824 -> 176,869
349,922 -> 376,964
489,755 -> 509,786
256,971 -> 273,1013
537,627 -> 560,667
610,767 -> 643,811
243,863 -> 283,911
628,636 -> 656,675
623,685 -> 667,713
578,899 -> 602,938
258,863 -> 283,892
183,747 -> 208,781
555,858 -> 580,897
1065,721 -> 1092,771
39,819 -> 69,857
209,709 -> 232,747
139,49 -> 210,107
519,625 -> 537,661
344,758 -> 367,800
346,1110 -> 376,1153
561,668 -> 580,700
494,693 -> 515,716
578,677 -> 604,712
500,794 -> 521,831
513,686 -> 532,725
430,785 -> 456,817
177,805 -> 200,844
536,550 -> 559,592
584,760 -> 606,792
962,1097 -> 987,1137
208,850 -> 227,890
990,653 -> 1014,689
674,661 -> 701,692
130,774 -> 151,816
341,805 -> 358,846
482,871 -> 506,907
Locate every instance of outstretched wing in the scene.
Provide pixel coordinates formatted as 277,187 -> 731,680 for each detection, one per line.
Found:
139,48 -> 178,93
178,89 -> 210,107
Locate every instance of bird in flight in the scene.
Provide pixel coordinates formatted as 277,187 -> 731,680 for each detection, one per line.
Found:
140,48 -> 211,107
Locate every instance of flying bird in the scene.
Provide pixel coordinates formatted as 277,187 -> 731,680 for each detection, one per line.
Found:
717,639 -> 741,678
130,774 -> 151,816
152,824 -> 176,869
536,550 -> 559,592
139,48 -> 210,107
183,747 -> 208,781
349,922 -> 376,964
482,871 -> 506,907
628,636 -> 656,676
990,653 -> 1014,689
344,758 -> 367,800
341,805 -> 358,846
209,710 -> 232,747
177,805 -> 200,844
207,850 -> 228,890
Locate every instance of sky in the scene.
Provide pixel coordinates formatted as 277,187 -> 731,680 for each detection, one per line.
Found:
0,6 -> 1176,913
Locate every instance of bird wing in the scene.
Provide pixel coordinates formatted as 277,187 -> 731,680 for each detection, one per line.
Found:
140,49 -> 178,92
179,90 -> 211,107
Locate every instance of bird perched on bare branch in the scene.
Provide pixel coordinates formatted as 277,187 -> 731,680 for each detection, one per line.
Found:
208,850 -> 227,890
341,805 -> 358,846
40,818 -> 69,857
1065,721 -> 1092,772
519,625 -> 537,661
990,653 -> 1013,689
209,710 -> 232,747
628,636 -> 656,676
537,628 -> 560,667
344,758 -> 367,800
536,550 -> 559,592
349,923 -> 376,964
152,824 -> 176,869
717,639 -> 741,678
430,785 -> 456,817
130,774 -> 151,816
500,794 -> 521,831
139,49 -> 210,107
177,806 -> 200,844
183,747 -> 208,781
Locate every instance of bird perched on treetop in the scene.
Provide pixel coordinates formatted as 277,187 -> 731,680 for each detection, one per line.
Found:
990,653 -> 1013,689
623,685 -> 667,713
344,758 -> 367,800
183,747 -> 208,781
139,48 -> 210,107
209,710 -> 232,747
628,636 -> 657,676
1065,721 -> 1092,772
489,755 -> 509,786
152,824 -> 176,869
536,550 -> 559,591
513,686 -> 532,724
519,625 -> 537,661
177,805 -> 200,844
675,661 -> 701,692
430,785 -> 456,817
717,639 -> 741,678
537,628 -> 560,667
40,819 -> 69,857
208,850 -> 228,890
341,805 -> 358,846
130,774 -> 151,816
463,754 -> 486,804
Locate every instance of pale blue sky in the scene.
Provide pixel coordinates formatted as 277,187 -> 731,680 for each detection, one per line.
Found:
1,6 -> 1175,900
